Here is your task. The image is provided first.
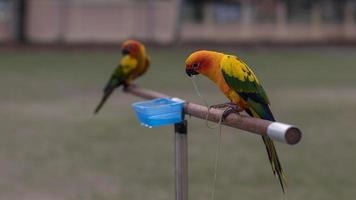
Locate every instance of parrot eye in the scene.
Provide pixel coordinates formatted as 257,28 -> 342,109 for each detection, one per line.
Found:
192,62 -> 200,70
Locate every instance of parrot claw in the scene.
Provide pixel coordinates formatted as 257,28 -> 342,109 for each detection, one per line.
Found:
210,102 -> 242,110
123,83 -> 135,91
209,102 -> 243,122
221,106 -> 243,121
221,103 -> 244,121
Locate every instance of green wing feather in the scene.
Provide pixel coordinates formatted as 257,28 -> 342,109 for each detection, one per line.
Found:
220,55 -> 273,120
220,55 -> 286,193
94,55 -> 138,114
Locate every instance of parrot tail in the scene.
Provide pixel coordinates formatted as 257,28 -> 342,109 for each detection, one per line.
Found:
94,88 -> 115,114
262,135 -> 287,193
94,77 -> 125,114
245,106 -> 287,193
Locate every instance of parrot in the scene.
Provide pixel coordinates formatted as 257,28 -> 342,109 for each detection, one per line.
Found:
185,50 -> 286,192
94,40 -> 150,114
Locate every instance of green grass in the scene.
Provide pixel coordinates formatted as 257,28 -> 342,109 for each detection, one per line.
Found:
1,46 -> 356,200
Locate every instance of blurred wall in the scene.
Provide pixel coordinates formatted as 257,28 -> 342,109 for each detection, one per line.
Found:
0,0 -> 17,41
26,0 -> 180,44
182,0 -> 356,43
2,0 -> 356,44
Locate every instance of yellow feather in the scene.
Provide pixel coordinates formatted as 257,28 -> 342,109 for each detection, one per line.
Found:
120,55 -> 138,74
221,54 -> 260,84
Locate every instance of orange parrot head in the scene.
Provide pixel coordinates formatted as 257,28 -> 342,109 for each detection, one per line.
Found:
121,40 -> 145,58
185,50 -> 223,78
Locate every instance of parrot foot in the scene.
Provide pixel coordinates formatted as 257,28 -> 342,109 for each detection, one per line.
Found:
123,83 -> 136,91
210,102 -> 241,110
221,104 -> 244,121
209,102 -> 243,122
221,106 -> 243,121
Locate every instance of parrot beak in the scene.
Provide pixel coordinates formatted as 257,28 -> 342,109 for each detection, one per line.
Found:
186,68 -> 199,77
122,48 -> 130,55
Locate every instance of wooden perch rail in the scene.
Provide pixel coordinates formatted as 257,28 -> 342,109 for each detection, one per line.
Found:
124,85 -> 302,145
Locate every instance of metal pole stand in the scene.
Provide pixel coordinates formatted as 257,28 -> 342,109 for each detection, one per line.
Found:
174,120 -> 188,200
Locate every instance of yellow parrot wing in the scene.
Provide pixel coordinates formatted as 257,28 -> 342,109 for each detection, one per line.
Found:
220,54 -> 274,120
135,56 -> 150,78
221,55 -> 270,103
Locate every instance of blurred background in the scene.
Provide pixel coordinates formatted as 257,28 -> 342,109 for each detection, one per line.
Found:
1,0 -> 356,200
1,0 -> 356,44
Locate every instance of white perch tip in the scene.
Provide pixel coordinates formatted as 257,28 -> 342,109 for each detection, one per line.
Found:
267,122 -> 302,145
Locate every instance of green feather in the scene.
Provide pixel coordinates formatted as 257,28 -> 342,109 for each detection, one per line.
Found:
220,55 -> 286,193
221,56 -> 270,105
94,56 -> 137,114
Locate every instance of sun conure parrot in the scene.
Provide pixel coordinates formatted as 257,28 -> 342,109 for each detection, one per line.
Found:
94,40 -> 150,114
185,50 -> 286,192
